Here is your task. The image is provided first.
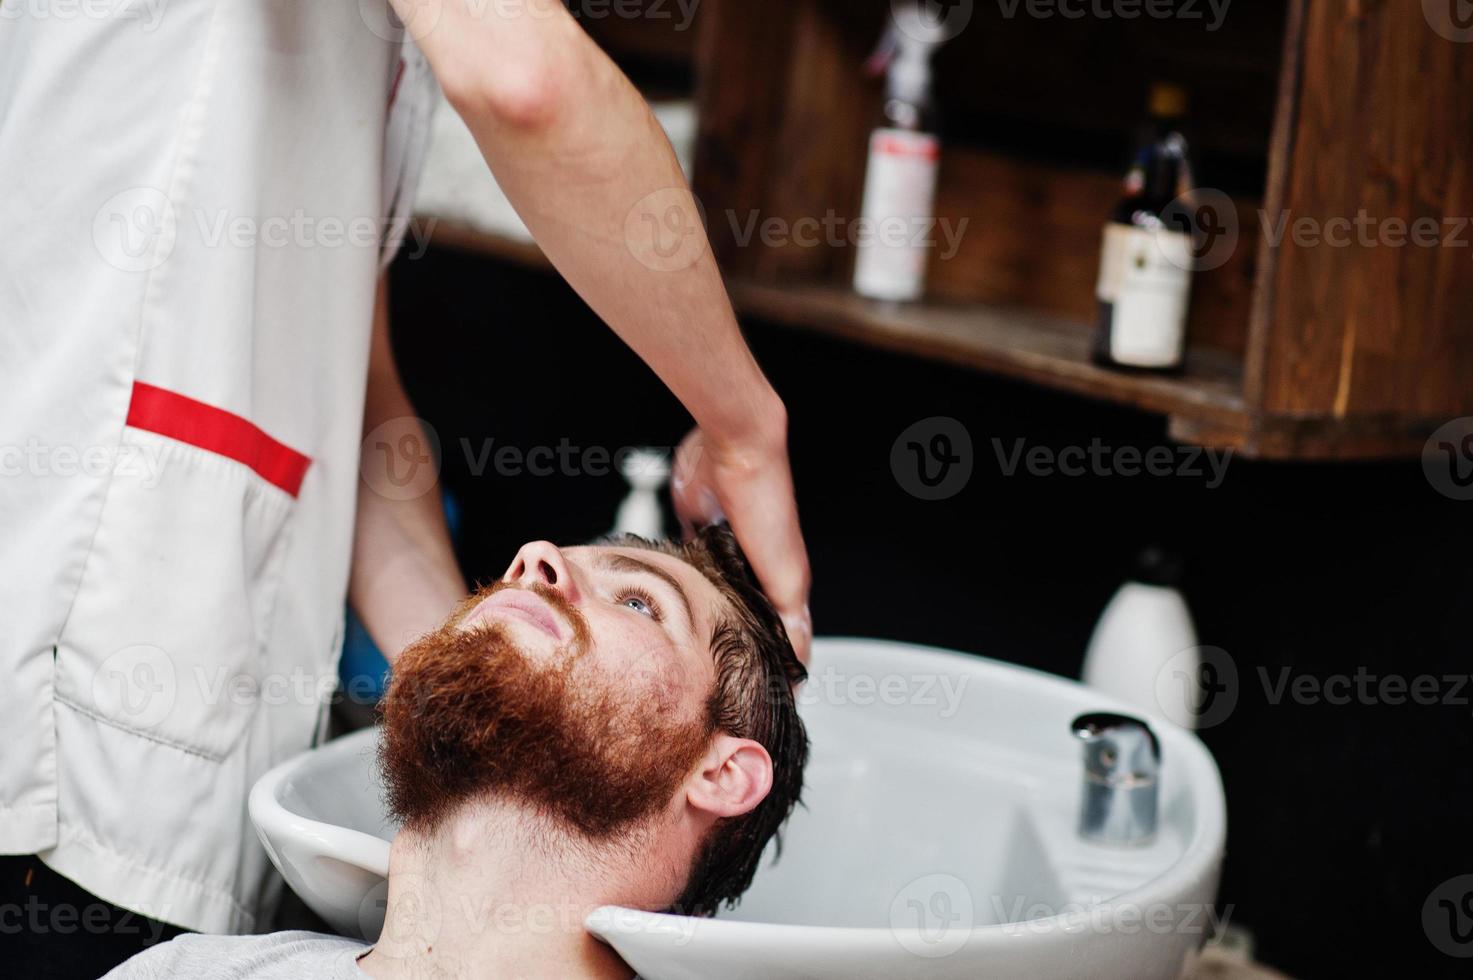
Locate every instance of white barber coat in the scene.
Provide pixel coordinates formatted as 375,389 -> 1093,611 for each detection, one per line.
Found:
0,1 -> 437,933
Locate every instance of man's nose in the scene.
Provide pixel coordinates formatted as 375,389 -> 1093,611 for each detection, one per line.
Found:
502,541 -> 580,603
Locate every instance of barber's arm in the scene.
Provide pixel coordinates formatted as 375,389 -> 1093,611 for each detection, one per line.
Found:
349,276 -> 466,662
392,0 -> 813,659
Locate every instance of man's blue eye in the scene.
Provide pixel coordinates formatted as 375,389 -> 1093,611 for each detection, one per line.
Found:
619,592 -> 657,619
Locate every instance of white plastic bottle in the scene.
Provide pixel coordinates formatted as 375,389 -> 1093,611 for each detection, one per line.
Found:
853,5 -> 948,302
611,448 -> 671,540
1081,548 -> 1201,729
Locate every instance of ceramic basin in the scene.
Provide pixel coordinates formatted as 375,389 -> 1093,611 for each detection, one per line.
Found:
249,638 -> 1225,979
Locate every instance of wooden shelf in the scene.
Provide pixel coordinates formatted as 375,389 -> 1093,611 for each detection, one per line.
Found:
726,280 -> 1247,428
421,219 -> 1248,432
420,219 -> 1454,458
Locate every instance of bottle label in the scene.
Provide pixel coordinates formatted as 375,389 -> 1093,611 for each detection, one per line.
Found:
854,128 -> 941,302
1096,223 -> 1193,368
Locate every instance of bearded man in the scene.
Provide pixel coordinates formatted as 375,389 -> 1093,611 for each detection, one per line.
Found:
105,526 -> 808,980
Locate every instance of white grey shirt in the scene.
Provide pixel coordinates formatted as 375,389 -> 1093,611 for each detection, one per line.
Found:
104,931 -> 371,980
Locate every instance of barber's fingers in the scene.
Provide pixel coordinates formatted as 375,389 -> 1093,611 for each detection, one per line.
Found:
674,428 -> 813,664
673,431 -> 726,535
672,429 -> 717,535
725,467 -> 812,664
780,606 -> 814,668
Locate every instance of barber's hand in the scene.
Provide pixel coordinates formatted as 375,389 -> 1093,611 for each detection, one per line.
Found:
673,425 -> 813,664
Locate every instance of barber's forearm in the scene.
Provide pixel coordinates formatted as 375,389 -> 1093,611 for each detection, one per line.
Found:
349,278 -> 466,661
405,0 -> 786,450
349,481 -> 465,662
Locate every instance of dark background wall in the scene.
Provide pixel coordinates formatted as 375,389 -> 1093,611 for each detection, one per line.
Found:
390,246 -> 1473,978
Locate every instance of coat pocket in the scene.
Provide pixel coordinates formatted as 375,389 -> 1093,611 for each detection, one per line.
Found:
55,391 -> 309,762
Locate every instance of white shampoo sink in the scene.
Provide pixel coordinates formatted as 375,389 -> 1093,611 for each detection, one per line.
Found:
250,638 -> 1225,979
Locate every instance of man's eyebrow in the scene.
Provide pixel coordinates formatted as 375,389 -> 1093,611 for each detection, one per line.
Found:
597,552 -> 697,638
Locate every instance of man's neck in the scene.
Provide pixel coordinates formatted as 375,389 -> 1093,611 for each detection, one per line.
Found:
358,804 -> 647,980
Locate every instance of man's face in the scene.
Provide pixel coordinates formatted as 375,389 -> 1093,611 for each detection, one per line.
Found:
456,540 -> 727,722
379,540 -> 731,840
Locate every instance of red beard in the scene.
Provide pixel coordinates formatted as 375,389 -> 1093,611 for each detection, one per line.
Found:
378,581 -> 714,841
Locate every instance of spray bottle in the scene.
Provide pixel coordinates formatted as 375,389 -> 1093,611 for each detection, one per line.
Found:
853,4 -> 948,303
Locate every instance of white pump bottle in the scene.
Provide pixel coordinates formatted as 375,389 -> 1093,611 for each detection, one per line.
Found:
1081,548 -> 1203,729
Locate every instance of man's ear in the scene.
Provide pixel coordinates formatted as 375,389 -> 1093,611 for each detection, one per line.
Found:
686,734 -> 773,819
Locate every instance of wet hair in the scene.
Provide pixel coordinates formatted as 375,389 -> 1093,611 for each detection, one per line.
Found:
605,524 -> 809,916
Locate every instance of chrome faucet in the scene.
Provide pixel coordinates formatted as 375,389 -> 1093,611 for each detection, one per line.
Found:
1071,712 -> 1160,846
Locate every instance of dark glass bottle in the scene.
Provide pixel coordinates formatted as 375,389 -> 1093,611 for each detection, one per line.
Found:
1092,84 -> 1195,372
